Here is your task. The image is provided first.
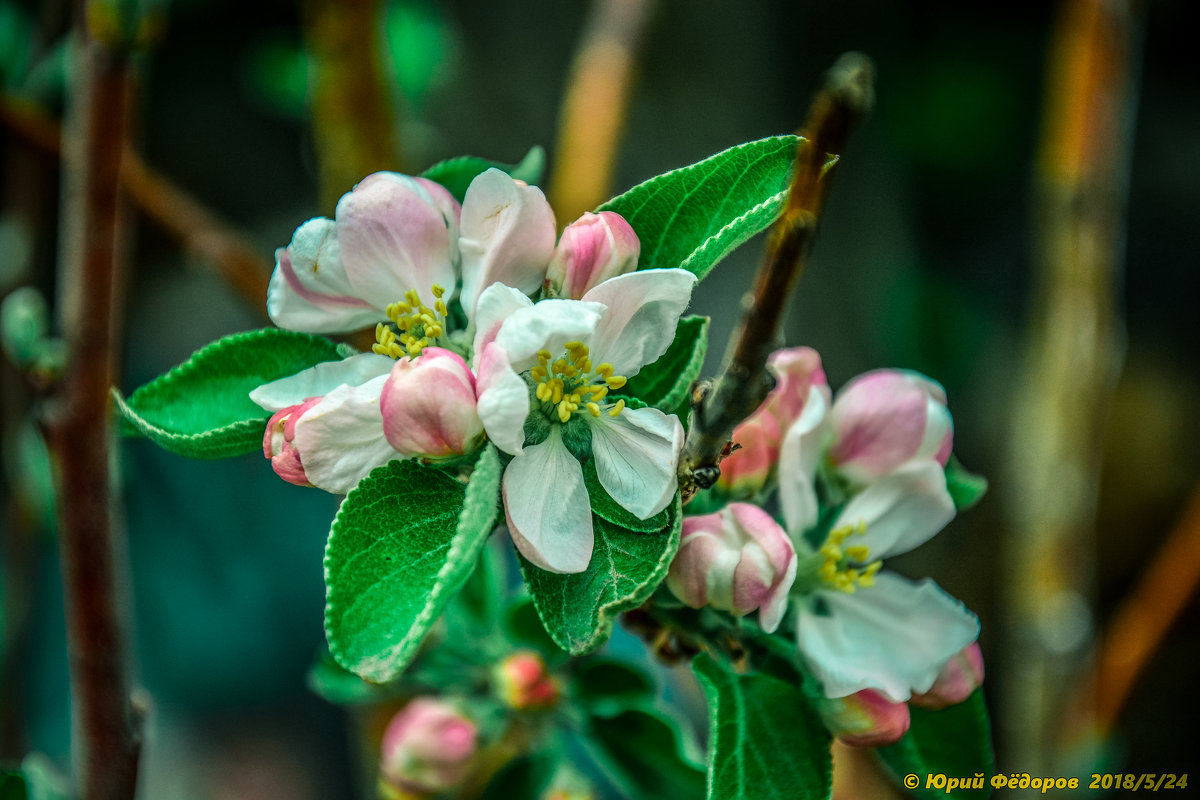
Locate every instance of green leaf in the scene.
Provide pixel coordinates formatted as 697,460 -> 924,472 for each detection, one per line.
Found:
0,772 -> 27,800
306,649 -> 406,706
114,328 -> 342,459
693,654 -> 832,800
479,754 -> 558,800
324,446 -> 502,682
420,146 -> 546,202
520,495 -> 681,656
572,657 -> 655,715
945,456 -> 988,511
620,315 -> 709,413
583,459 -> 671,533
599,135 -> 813,280
587,707 -> 706,799
877,690 -> 994,798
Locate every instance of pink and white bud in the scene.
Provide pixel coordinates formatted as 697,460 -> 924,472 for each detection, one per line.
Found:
545,211 -> 640,299
828,369 -> 953,485
262,397 -> 323,486
817,689 -> 911,748
494,650 -> 561,710
380,347 -> 484,459
718,347 -> 827,496
910,642 -> 984,710
667,503 -> 797,633
379,698 -> 478,795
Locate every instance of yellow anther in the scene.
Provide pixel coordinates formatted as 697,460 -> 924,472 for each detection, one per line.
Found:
557,400 -> 572,423
821,544 -> 843,561
389,343 -> 405,359
538,350 -> 552,362
420,313 -> 436,326
569,392 -> 582,403
579,358 -> 592,373
606,375 -> 627,390
595,363 -> 614,378
536,382 -> 552,402
589,385 -> 608,401
845,545 -> 871,563
587,402 -> 601,417
531,366 -> 547,382
435,299 -> 448,315
427,325 -> 443,338
550,380 -> 564,404
563,341 -> 584,351
405,289 -> 420,305
372,343 -> 388,355
431,284 -> 445,298
552,359 -> 566,375
608,399 -> 626,417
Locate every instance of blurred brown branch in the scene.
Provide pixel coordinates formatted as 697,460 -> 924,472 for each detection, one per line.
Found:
678,52 -> 873,501
1001,0 -> 1142,773
1,90 -> 272,315
548,0 -> 654,223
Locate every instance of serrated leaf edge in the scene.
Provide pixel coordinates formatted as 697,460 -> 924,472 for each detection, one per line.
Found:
112,387 -> 264,454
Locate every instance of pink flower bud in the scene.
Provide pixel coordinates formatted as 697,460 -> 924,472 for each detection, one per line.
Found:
379,698 -> 477,795
828,370 -> 953,484
910,643 -> 984,709
494,650 -> 561,710
667,504 -> 796,632
545,211 -> 640,299
718,347 -> 827,496
380,347 -> 484,459
818,689 -> 911,748
262,396 -> 323,486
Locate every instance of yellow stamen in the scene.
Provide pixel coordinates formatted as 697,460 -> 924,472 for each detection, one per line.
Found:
818,523 -> 880,593
587,402 -> 601,417
608,399 -> 626,417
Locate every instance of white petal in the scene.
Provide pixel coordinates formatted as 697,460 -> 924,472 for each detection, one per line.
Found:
833,460 -> 956,560
249,353 -> 395,411
590,406 -> 682,519
267,220 -> 382,334
470,282 -> 533,370
580,269 -> 697,376
337,173 -> 458,308
290,375 -> 400,494
778,385 -> 831,537
475,343 -> 530,455
458,169 -> 557,318
503,428 -> 593,573
493,299 -> 603,374
797,572 -> 979,702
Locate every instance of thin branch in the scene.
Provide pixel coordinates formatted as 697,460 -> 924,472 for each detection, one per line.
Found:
1,90 -> 273,315
548,0 -> 654,223
42,29 -> 141,800
677,52 -> 873,500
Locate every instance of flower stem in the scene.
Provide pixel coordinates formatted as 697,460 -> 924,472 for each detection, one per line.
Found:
677,52 -> 873,501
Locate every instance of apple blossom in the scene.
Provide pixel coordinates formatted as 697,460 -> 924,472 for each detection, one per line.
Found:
262,396 -> 322,486
380,347 -> 483,459
379,698 -> 477,796
493,650 -> 561,710
910,642 -> 985,709
816,689 -> 911,748
666,503 -> 796,633
544,211 -> 640,299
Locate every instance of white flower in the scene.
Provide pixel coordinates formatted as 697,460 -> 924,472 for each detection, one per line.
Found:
780,458 -> 979,702
473,269 -> 697,573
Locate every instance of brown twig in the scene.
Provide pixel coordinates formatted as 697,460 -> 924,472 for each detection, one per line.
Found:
677,52 -> 873,500
548,0 -> 655,224
41,26 -> 141,800
1000,0 -> 1141,773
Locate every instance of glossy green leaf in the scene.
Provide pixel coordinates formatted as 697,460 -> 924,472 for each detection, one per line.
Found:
114,328 -> 342,459
945,456 -> 988,511
520,495 -> 681,656
620,315 -> 709,413
877,690 -> 994,798
587,707 -> 706,799
693,654 -> 832,800
598,135 -> 808,280
324,446 -> 502,682
420,146 -> 546,202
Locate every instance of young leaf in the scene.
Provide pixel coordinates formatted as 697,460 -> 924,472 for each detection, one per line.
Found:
877,690 -> 994,798
586,707 -> 706,799
519,495 -> 681,656
324,446 -> 502,682
693,654 -> 832,800
598,135 -> 811,280
619,315 -> 709,413
420,146 -> 546,202
945,456 -> 988,511
114,328 -> 342,459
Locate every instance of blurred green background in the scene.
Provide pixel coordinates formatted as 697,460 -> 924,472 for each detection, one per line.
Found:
2,0 -> 1198,796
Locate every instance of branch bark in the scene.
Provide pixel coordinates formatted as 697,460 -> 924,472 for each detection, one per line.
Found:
677,53 -> 873,500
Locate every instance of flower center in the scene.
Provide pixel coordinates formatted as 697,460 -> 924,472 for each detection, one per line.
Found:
372,284 -> 448,359
529,341 -> 628,423
817,521 -> 883,593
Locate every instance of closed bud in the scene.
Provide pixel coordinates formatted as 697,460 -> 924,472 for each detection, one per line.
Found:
667,504 -> 796,633
381,347 -> 484,459
379,698 -> 477,796
545,211 -> 640,299
911,643 -> 984,709
262,397 -> 323,486
828,369 -> 953,484
494,650 -> 561,710
718,347 -> 827,496
818,689 -> 911,748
